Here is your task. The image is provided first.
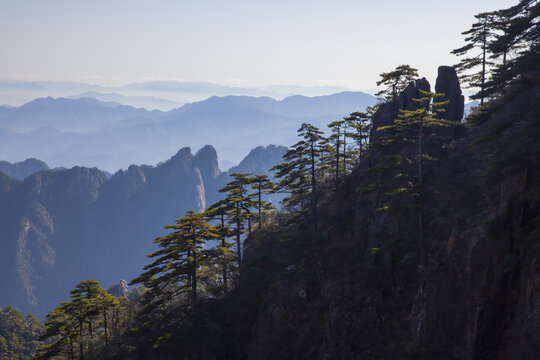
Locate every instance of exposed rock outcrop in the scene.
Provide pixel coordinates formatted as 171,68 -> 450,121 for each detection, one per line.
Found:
435,65 -> 465,122
399,77 -> 431,111
372,77 -> 431,142
108,279 -> 129,297
372,68 -> 465,142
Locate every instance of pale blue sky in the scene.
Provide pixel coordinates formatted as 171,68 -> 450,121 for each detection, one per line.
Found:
0,0 -> 517,91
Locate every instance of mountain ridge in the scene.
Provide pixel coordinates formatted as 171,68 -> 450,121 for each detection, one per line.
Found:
0,92 -> 377,172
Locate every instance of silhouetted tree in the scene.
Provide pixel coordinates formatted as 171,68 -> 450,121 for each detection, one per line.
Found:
249,174 -> 274,228
272,123 -> 326,231
131,211 -> 219,314
452,11 -> 497,105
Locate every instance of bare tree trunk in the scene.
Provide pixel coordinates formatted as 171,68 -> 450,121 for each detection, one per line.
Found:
481,23 -> 487,106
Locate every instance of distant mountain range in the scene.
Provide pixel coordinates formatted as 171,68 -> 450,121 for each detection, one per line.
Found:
69,92 -> 185,111
0,91 -> 378,172
0,144 -> 286,318
0,79 -> 354,109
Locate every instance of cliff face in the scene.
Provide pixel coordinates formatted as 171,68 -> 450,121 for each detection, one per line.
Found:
0,145 -> 285,317
214,69 -> 540,359
0,167 -> 107,313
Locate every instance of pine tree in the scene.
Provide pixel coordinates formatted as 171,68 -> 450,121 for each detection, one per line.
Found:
66,281 -> 103,359
131,211 -> 220,315
36,280 -> 116,360
345,111 -> 372,164
376,65 -> 419,101
96,292 -> 119,346
36,305 -> 78,360
249,174 -> 274,228
204,200 -> 235,293
479,0 -> 540,101
0,307 -> 44,360
327,120 -> 344,189
218,173 -> 254,268
271,123 -> 326,231
452,11 -> 498,105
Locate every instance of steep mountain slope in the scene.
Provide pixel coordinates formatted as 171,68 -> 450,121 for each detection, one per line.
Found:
0,145 -> 285,317
118,68 -> 540,360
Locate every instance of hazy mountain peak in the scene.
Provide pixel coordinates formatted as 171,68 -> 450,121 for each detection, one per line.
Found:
0,158 -> 49,180
194,145 -> 220,180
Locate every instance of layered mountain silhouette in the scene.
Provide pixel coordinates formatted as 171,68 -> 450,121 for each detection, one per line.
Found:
0,145 -> 286,317
0,79 -> 353,108
0,92 -> 377,172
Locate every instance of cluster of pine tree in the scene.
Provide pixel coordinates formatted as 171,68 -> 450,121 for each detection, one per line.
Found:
35,281 -> 125,360
452,0 -> 540,105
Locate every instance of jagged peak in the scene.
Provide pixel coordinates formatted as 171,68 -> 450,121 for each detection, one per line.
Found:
194,145 -> 218,161
168,147 -> 192,163
193,145 -> 220,181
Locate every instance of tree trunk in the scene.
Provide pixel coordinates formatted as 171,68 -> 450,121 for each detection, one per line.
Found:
343,122 -> 347,176
258,184 -> 262,228
103,309 -> 108,346
69,337 -> 74,360
311,143 -> 318,232
192,255 -> 197,314
79,321 -> 84,360
114,309 -> 119,336
221,214 -> 228,292
335,128 -> 340,189
481,22 -> 487,106
247,214 -> 252,237
236,203 -> 242,267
